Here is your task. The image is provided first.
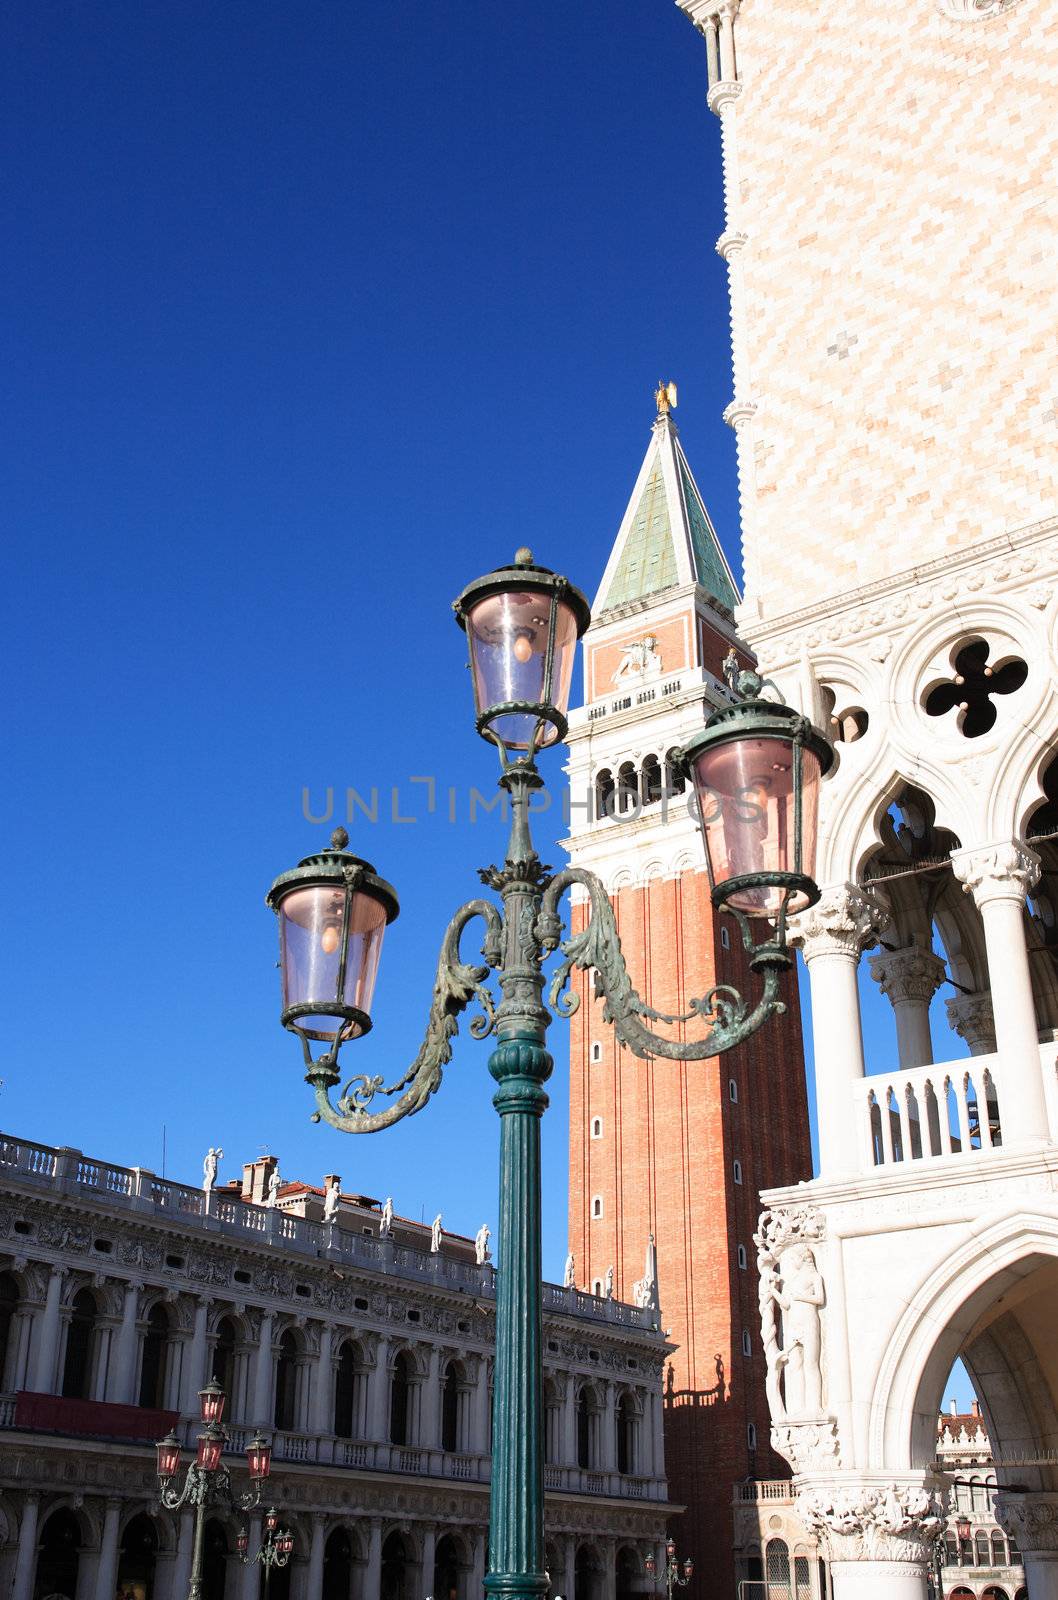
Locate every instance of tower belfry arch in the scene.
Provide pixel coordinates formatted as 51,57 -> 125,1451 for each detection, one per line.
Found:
670,0 -> 1058,1593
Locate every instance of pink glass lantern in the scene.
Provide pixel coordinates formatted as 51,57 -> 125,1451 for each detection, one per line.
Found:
683,1559 -> 694,1580
199,1382 -> 226,1425
277,1531 -> 295,1556
155,1432 -> 181,1481
236,1531 -> 249,1555
454,549 -> 591,756
265,1508 -> 279,1534
267,831 -> 399,1047
645,1555 -> 656,1579
666,1539 -> 676,1562
196,1430 -> 223,1473
246,1431 -> 272,1481
677,695 -> 833,923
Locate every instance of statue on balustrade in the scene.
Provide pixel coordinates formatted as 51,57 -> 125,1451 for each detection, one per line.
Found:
202,1146 -> 223,1193
379,1196 -> 394,1236
323,1179 -> 340,1223
475,1222 -> 491,1265
431,1213 -> 443,1253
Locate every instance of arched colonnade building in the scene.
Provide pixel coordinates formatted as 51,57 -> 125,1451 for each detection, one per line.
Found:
0,1140 -> 672,1598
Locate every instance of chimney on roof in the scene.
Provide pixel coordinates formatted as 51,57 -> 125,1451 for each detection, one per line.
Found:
324,1174 -> 340,1190
242,1156 -> 278,1205
950,1399 -> 958,1416
971,1399 -> 981,1418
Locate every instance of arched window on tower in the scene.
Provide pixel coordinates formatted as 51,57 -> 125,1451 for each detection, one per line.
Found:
765,1537 -> 789,1597
594,769 -> 615,822
616,762 -> 639,817
664,749 -> 687,798
591,1195 -> 603,1219
641,755 -> 663,807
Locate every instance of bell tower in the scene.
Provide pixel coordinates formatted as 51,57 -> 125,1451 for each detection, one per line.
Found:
563,393 -> 813,1590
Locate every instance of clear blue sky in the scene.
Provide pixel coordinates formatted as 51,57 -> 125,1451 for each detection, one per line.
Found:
0,0 -> 977,1408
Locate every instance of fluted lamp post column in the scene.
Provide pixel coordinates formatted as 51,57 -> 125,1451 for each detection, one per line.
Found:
267,555 -> 833,1600
156,1383 -> 272,1600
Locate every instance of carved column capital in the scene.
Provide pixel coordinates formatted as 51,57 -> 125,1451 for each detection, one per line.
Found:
869,946 -> 946,1006
796,1478 -> 943,1565
788,884 -> 890,961
945,990 -> 997,1055
951,841 -> 1041,906
995,1490 -> 1058,1553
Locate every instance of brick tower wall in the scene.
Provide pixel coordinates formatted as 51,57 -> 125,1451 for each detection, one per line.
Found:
568,869 -> 811,1592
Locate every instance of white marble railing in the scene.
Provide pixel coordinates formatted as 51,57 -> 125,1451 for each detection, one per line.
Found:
735,1480 -> 792,1504
855,1056 -> 1004,1171
0,1132 -> 657,1331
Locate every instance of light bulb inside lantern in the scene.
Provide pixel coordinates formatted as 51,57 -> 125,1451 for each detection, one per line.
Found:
513,633 -> 534,664
320,924 -> 341,956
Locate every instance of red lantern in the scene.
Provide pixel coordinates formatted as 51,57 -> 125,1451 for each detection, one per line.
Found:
236,1531 -> 249,1555
645,1555 -> 656,1579
666,1539 -> 676,1562
155,1431 -> 182,1481
199,1381 -> 226,1425
196,1429 -> 223,1473
277,1531 -> 294,1556
265,1508 -> 279,1534
683,1559 -> 694,1580
956,1516 -> 972,1543
247,1431 -> 272,1481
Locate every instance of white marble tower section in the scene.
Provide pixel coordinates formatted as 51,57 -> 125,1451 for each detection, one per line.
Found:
674,2 -> 1058,1598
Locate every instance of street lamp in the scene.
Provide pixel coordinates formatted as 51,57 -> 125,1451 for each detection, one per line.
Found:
646,1538 -> 694,1600
156,1385 -> 271,1600
268,550 -> 832,1600
237,1508 -> 295,1596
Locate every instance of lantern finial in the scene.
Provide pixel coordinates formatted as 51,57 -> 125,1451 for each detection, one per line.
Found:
514,546 -> 533,567
330,826 -> 349,851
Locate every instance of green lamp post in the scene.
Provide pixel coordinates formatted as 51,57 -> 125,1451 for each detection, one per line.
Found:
267,549 -> 833,1600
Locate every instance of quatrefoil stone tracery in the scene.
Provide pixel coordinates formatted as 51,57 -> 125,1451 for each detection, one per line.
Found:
923,639 -> 1028,738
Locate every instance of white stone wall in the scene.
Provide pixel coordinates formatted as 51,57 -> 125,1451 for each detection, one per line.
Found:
680,0 -> 1058,627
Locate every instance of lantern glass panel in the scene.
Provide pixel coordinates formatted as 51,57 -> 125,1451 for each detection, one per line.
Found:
278,1533 -> 294,1555
265,1510 -> 278,1533
645,1556 -> 656,1578
465,590 -> 578,749
691,737 -> 821,915
236,1532 -> 249,1554
247,1436 -> 271,1480
199,1384 -> 226,1425
278,884 -> 387,1039
196,1433 -> 223,1472
156,1436 -> 181,1479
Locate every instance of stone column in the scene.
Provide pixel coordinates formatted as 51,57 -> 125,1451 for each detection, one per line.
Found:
472,1356 -> 491,1456
869,947 -> 946,1070
600,1380 -> 617,1473
369,1335 -> 391,1442
716,0 -> 738,81
96,1498 -> 123,1599
252,1309 -> 276,1426
562,1377 -> 577,1467
945,990 -> 998,1056
170,1510 -> 194,1600
797,1478 -> 937,1600
952,843 -> 1050,1144
311,1321 -> 334,1436
110,1279 -> 142,1404
789,885 -> 889,1178
425,1345 -> 443,1448
366,1518 -> 384,1600
306,1516 -> 326,1598
560,1536 -> 575,1600
183,1298 -> 210,1415
422,1523 -> 437,1596
996,1489 -> 1058,1599
239,1513 -> 262,1600
11,1492 -> 39,1600
31,1266 -> 66,1393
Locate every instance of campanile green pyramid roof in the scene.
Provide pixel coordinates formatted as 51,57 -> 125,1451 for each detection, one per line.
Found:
596,411 -> 739,614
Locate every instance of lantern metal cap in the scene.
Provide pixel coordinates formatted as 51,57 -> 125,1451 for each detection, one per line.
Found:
452,548 -> 591,638
674,693 -> 835,779
266,828 -> 400,925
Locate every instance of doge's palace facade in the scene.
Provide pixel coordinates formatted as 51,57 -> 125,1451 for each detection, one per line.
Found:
674,1 -> 1058,1598
0,1136 -> 670,1600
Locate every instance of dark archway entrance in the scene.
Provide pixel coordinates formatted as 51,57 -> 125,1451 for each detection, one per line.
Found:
34,1508 -> 81,1599
323,1528 -> 354,1600
202,1519 -> 228,1600
380,1531 -> 410,1600
434,1534 -> 462,1600
117,1512 -> 159,1598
